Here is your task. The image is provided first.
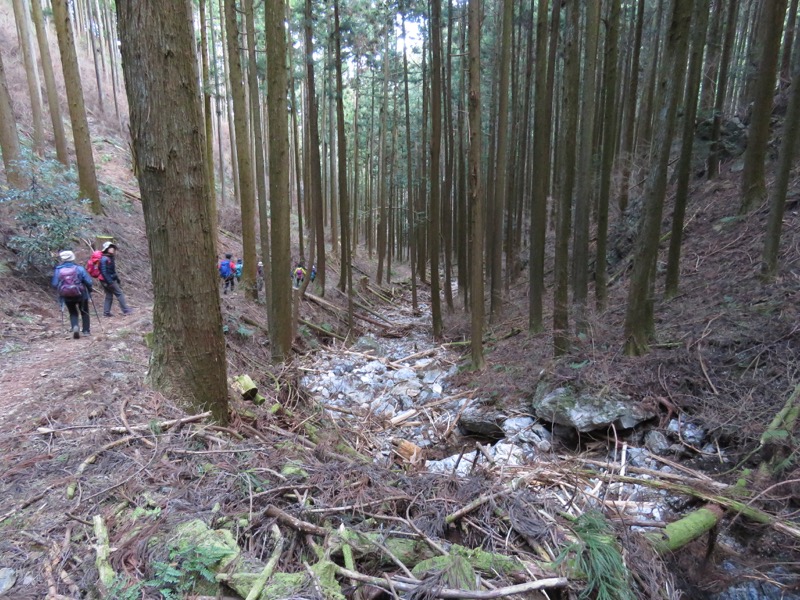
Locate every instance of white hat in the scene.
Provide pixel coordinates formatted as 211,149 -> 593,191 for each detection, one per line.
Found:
102,241 -> 117,252
59,250 -> 75,262
258,261 -> 263,266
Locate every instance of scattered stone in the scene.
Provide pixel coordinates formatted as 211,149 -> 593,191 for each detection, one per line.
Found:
644,431 -> 671,455
392,367 -> 418,382
666,419 -> 706,445
532,385 -> 656,433
0,568 -> 16,596
460,404 -> 507,438
492,442 -> 528,466
426,451 -> 478,477
353,335 -> 386,357
502,417 -> 552,451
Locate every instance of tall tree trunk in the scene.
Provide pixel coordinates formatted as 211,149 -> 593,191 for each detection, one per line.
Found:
52,0 -> 101,213
701,0 -> 724,111
430,0 -> 444,339
618,0 -> 646,214
780,0 -> 800,83
86,0 -> 104,115
401,7 -> 418,313
595,0 -> 621,311
529,0 -> 558,331
245,0 -> 269,284
333,0 -> 353,327
624,0 -> 694,356
265,0 -> 292,359
665,0 -> 711,298
708,0 -> 738,178
553,0 -> 580,356
762,16 -> 800,278
224,0 -> 257,299
571,0 -> 600,333
740,0 -> 788,213
30,0 -> 69,165
209,2 -> 227,206
468,0 -> 484,369
489,0 -> 513,321
198,0 -> 218,255
12,0 -> 44,156
305,0 -> 325,295
0,48 -> 25,188
116,0 -> 228,423
376,35 -> 390,286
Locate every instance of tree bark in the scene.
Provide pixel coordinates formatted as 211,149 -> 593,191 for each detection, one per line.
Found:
198,0 -> 217,255
30,0 -> 69,165
762,16 -> 800,278
571,0 -> 600,333
52,0 -> 101,213
0,48 -> 25,188
665,0 -> 711,298
430,0 -> 443,339
401,7 -> 418,314
468,0 -> 484,370
116,0 -> 229,423
624,0 -> 694,356
707,0 -> 738,178
304,0 -> 325,296
740,0 -> 788,213
224,0 -> 257,299
553,0 -> 580,356
12,0 -> 44,156
265,0 -> 293,360
595,0 -> 621,311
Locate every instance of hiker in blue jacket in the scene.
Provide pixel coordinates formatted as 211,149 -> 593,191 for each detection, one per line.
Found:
52,250 -> 93,339
99,241 -> 132,316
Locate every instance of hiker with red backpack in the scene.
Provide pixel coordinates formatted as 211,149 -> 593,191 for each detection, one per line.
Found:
219,253 -> 236,294
97,241 -> 132,316
52,250 -> 93,339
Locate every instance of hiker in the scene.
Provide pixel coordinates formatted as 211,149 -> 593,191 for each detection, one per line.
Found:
219,253 -> 236,294
310,264 -> 317,283
293,262 -> 306,289
52,250 -> 93,339
257,261 -> 264,292
99,241 -> 132,316
235,258 -> 243,281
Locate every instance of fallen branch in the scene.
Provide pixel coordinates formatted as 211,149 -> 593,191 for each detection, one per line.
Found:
37,411 -> 212,436
93,515 -> 115,593
332,564 -> 568,598
445,491 -> 506,525
264,504 -> 327,537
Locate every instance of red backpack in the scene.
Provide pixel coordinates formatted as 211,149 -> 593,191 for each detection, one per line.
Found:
86,250 -> 103,279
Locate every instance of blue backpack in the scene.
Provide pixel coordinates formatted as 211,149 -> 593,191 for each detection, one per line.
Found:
219,260 -> 233,279
235,262 -> 243,278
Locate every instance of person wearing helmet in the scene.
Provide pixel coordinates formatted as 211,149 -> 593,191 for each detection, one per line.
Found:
99,241 -> 132,316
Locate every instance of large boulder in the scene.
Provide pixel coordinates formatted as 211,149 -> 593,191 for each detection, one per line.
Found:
531,385 -> 655,433
460,402 -> 507,438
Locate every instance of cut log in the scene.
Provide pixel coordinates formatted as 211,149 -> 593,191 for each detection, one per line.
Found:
232,375 -> 259,401
646,504 -> 723,553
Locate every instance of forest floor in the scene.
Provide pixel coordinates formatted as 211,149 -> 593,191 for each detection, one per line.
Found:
1,142 -> 800,598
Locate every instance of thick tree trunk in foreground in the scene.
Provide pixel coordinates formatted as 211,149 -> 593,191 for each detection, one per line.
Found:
265,0 -> 293,360
116,0 -> 229,423
624,0 -> 693,356
52,0 -> 101,213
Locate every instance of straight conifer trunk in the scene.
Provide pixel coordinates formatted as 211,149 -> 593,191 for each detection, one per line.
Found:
430,0 -> 443,339
30,0 -> 69,166
265,0 -> 293,360
624,0 -> 694,356
11,0 -> 44,156
0,49 -> 25,188
468,0 -> 484,370
116,0 -> 229,423
52,0 -> 101,213
224,0 -> 257,299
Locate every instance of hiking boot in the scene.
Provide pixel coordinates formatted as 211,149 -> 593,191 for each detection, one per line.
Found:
82,331 -> 91,336
72,326 -> 80,339
104,313 -> 113,317
123,309 -> 133,315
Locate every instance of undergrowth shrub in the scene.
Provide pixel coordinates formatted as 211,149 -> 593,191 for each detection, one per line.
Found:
0,154 -> 89,272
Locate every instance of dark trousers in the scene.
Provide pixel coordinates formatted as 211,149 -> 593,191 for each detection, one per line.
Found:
223,276 -> 235,293
103,281 -> 130,315
65,298 -> 90,333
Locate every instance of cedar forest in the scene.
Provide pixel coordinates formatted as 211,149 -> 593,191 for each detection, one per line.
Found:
0,0 -> 799,598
